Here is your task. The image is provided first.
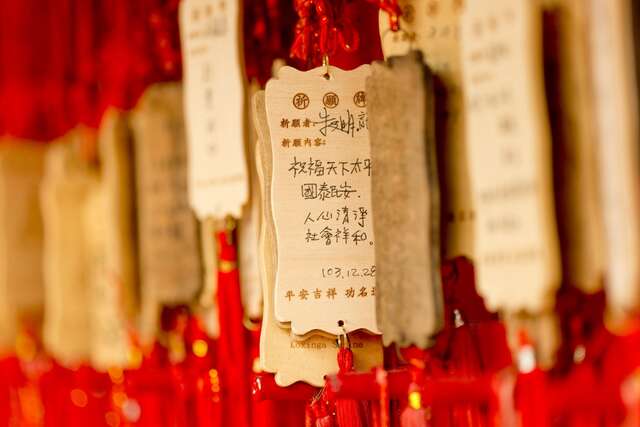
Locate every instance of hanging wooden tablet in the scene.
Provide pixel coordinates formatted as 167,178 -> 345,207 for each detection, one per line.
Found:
265,64 -> 379,336
41,137 -> 96,366
84,109 -> 138,370
380,0 -> 474,260
131,83 -> 202,309
238,80 -> 263,321
366,52 -> 443,348
542,0 -> 605,294
180,0 -> 248,219
461,0 -> 561,313
588,0 -> 640,322
254,90 -> 382,387
0,141 -> 45,353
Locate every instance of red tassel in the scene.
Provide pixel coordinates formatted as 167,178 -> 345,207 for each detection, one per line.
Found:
308,388 -> 337,427
216,230 -> 252,427
515,332 -> 549,427
335,347 -> 370,427
336,398 -> 365,427
317,414 -> 337,427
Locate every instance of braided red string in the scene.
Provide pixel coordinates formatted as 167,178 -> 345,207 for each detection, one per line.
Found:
290,0 -> 399,66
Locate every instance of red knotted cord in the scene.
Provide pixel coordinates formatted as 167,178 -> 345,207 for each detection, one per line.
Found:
290,0 -> 399,66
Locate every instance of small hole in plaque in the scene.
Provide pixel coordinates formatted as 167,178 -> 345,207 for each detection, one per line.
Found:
323,72 -> 331,80
337,320 -> 344,327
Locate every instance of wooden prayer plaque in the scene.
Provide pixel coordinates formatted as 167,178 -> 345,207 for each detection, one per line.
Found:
254,90 -> 382,387
180,0 -> 248,219
0,141 -> 45,352
461,0 -> 561,313
85,109 -> 138,370
131,83 -> 202,307
588,0 -> 640,321
41,138 -> 96,365
265,65 -> 379,336
543,0 -> 605,294
238,81 -> 263,320
366,52 -> 443,348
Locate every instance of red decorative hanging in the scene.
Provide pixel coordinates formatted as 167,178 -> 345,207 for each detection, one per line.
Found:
216,227 -> 252,427
289,0 -> 386,69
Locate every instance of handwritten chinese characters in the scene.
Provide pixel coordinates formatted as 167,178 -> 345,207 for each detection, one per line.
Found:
288,157 -> 371,179
278,108 -> 368,146
305,207 -> 369,227
266,64 -> 379,336
304,206 -> 371,246
305,226 -> 370,246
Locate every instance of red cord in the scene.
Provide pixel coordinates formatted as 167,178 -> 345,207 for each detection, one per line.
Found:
290,0 -> 398,66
